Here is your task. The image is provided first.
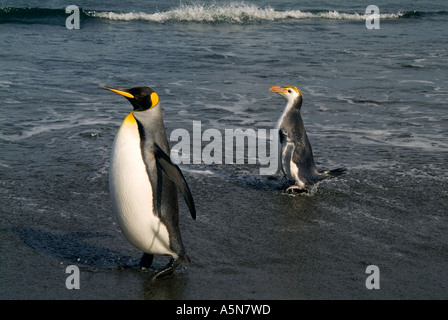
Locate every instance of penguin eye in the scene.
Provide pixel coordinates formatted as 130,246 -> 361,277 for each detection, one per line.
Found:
287,89 -> 292,93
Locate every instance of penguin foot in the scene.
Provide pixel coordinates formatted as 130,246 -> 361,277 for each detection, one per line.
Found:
285,185 -> 305,193
150,257 -> 185,280
151,264 -> 175,280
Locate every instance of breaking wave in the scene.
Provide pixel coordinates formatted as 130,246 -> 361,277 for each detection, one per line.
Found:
89,3 -> 405,23
2,3 -> 445,25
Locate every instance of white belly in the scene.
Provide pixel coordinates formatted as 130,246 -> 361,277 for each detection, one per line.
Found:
289,160 -> 305,188
109,114 -> 175,257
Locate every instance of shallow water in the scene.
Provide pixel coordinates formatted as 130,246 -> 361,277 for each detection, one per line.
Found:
0,0 -> 447,299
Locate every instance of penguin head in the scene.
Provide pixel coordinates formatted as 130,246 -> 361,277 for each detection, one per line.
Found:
270,85 -> 302,108
101,86 -> 159,111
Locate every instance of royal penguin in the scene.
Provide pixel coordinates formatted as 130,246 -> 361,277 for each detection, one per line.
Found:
270,85 -> 346,192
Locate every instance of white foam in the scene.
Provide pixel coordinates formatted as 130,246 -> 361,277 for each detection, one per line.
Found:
0,81 -> 13,88
340,129 -> 448,152
180,167 -> 216,176
398,80 -> 435,84
0,118 -> 115,142
89,3 -> 404,24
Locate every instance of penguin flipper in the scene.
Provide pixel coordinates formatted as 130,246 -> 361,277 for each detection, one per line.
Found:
279,130 -> 295,179
279,129 -> 287,144
153,144 -> 196,220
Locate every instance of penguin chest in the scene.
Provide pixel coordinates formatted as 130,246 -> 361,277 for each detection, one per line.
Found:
109,115 -> 175,257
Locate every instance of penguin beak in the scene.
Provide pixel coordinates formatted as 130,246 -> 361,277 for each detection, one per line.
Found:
100,86 -> 135,99
269,86 -> 286,94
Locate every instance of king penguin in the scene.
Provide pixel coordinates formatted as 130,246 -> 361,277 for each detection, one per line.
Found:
270,85 -> 346,193
101,85 -> 196,279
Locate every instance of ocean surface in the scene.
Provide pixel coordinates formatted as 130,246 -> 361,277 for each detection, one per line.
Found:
0,0 -> 447,300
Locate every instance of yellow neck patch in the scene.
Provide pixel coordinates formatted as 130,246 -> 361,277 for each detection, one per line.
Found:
150,92 -> 159,109
123,111 -> 136,124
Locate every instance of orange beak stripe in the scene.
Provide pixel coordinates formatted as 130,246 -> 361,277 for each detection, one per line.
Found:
269,86 -> 286,94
